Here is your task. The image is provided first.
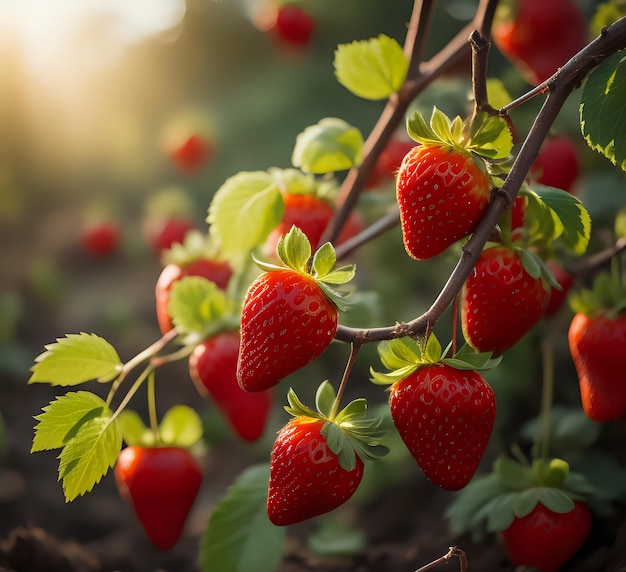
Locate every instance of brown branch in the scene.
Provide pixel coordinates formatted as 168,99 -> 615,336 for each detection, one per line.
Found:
335,16 -> 626,344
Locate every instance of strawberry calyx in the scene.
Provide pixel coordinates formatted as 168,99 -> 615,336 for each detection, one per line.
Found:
161,229 -> 225,267
406,107 -> 513,165
570,259 -> 626,318
447,455 -> 595,538
369,333 -> 501,386
253,225 -> 356,311
283,382 -> 389,471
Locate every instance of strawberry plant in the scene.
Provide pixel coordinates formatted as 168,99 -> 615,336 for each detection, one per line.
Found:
21,1 -> 626,571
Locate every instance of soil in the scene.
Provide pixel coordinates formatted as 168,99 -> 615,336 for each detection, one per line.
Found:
2,210 -> 626,572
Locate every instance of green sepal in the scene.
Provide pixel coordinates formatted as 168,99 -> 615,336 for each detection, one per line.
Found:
371,334 -> 501,385
159,405 -> 204,448
518,248 -> 561,290
117,410 -> 153,447
161,229 -> 222,267
254,226 -> 356,312
468,111 -> 514,160
284,383 -> 389,472
570,259 -> 626,316
407,107 -> 466,150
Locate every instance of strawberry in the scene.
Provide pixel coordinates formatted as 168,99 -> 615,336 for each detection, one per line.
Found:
461,244 -> 550,355
237,226 -> 355,392
155,231 -> 232,335
502,501 -> 592,572
371,335 -> 499,490
492,0 -> 586,86
81,221 -> 121,257
396,108 -> 510,260
152,218 -> 196,256
267,383 -> 387,525
115,446 -> 203,550
271,4 -> 315,48
531,135 -> 579,194
189,331 -> 271,442
169,133 -> 214,174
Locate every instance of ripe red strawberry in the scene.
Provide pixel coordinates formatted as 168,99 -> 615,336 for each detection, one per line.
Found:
271,4 -> 315,48
264,192 -> 363,256
155,233 -> 232,335
396,109 -> 503,260
492,0 -> 586,86
371,335 -> 499,491
268,418 -> 363,525
237,226 -> 354,392
502,501 -> 592,572
531,135 -> 579,194
189,332 -> 271,442
568,312 -> 626,422
169,133 -> 214,174
152,218 -> 196,256
461,244 -> 549,355
81,221 -> 121,257
365,137 -> 418,190
267,384 -> 387,525
115,446 -> 202,550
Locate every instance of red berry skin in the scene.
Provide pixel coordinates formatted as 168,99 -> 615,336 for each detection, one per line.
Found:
81,222 -> 121,257
396,145 -> 491,260
492,0 -> 586,86
155,259 -> 233,335
189,332 -> 271,442
170,134 -> 213,173
568,312 -> 626,422
272,5 -> 315,48
389,363 -> 496,491
237,270 -> 338,392
502,501 -> 592,572
461,245 -> 549,355
267,418 -> 363,526
155,218 -> 196,255
532,135 -> 579,193
114,446 -> 203,550
544,261 -> 574,317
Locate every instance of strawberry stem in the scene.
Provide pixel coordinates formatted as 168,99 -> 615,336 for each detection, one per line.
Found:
330,342 -> 361,420
147,369 -> 159,443
534,321 -> 557,462
414,546 -> 468,572
110,364 -> 155,423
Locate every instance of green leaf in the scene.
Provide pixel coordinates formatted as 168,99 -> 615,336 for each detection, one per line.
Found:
200,464 -> 285,572
486,77 -> 513,109
277,225 -> 312,272
208,171 -> 284,258
315,381 -> 336,418
468,112 -> 513,159
423,333 -> 443,364
159,405 -> 204,448
311,243 -> 337,279
443,344 -> 502,370
590,1 -> 626,39
168,276 -> 231,340
333,34 -> 408,100
29,333 -> 122,386
378,337 -> 423,371
58,412 -> 122,501
307,520 -> 366,557
581,51 -> 626,172
32,391 -> 108,452
284,387 -> 320,420
406,111 -> 442,146
292,118 -> 364,174
319,264 -> 356,286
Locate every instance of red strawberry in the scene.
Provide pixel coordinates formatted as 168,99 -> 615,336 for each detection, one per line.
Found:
365,137 -> 418,190
396,109 -> 499,260
544,261 -> 574,317
268,418 -> 363,525
461,244 -> 549,355
189,332 -> 271,442
267,383 -> 386,526
81,221 -> 121,257
237,226 -> 354,392
152,218 -> 196,256
271,4 -> 315,48
492,0 -> 586,86
502,501 -> 592,572
568,312 -> 626,422
169,133 -> 214,174
372,335 -> 498,491
115,446 -> 202,550
531,135 -> 579,194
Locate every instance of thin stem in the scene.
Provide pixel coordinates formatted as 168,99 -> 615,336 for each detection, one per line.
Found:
110,364 -> 155,422
335,208 -> 400,261
534,321 -> 557,461
147,370 -> 159,443
470,31 -> 497,116
330,342 -> 362,420
150,343 -> 196,369
415,546 -> 468,572
106,328 -> 177,407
